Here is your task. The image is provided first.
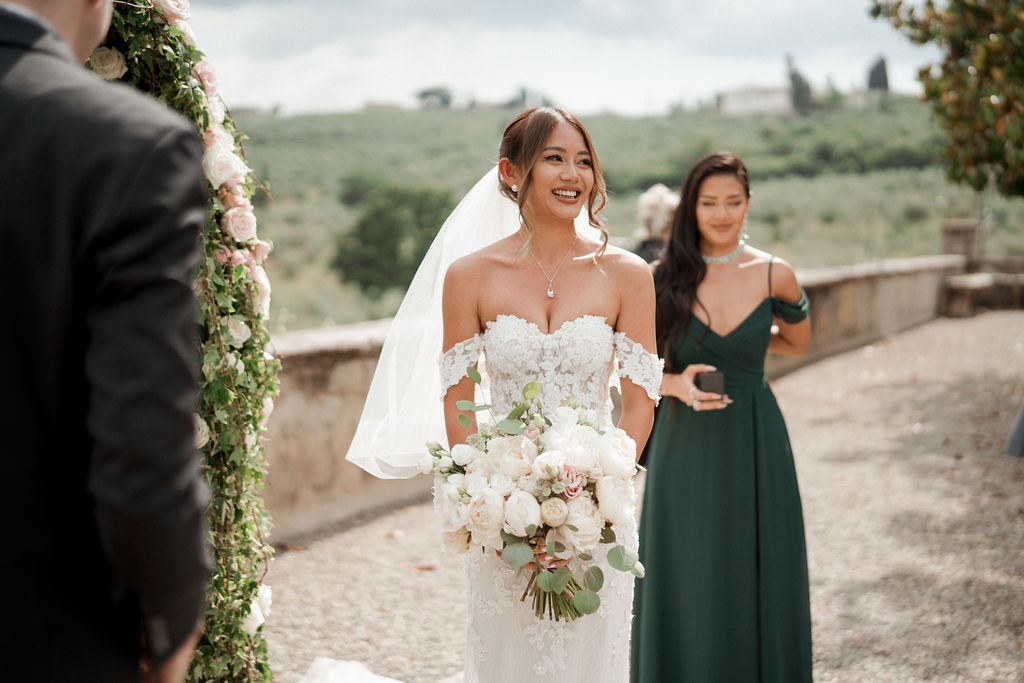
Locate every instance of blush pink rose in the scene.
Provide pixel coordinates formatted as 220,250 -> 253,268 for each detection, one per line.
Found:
152,0 -> 190,25
229,250 -> 249,267
192,59 -> 219,96
252,240 -> 272,264
222,206 -> 257,243
212,248 -> 231,264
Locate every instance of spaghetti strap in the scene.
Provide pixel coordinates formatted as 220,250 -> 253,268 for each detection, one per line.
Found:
768,256 -> 775,297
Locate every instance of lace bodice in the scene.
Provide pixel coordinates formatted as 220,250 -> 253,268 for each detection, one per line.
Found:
440,314 -> 661,424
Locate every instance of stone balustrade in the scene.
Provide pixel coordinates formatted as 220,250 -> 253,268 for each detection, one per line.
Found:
262,254 -> 969,540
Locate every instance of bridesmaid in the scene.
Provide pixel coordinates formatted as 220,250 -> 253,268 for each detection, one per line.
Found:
631,152 -> 812,682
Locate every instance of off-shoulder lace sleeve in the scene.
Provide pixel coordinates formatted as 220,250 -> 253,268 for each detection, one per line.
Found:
613,332 -> 663,404
438,334 -> 484,398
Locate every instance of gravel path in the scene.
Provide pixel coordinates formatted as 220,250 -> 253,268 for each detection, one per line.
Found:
264,310 -> 1024,683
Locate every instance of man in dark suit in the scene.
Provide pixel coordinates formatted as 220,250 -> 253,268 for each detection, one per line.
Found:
0,1 -> 213,680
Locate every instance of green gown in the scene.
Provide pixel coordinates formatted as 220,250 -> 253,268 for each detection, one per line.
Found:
631,285 -> 812,683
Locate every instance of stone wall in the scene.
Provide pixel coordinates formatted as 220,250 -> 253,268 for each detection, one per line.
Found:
264,254 -> 966,540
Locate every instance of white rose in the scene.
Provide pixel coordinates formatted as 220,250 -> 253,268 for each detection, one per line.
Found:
242,587 -> 268,636
595,476 -> 636,527
531,449 -> 565,479
446,473 -> 465,491
206,93 -> 226,124
202,141 -> 249,189
89,46 -> 127,80
451,443 -> 480,467
539,496 -> 569,527
222,316 -> 251,348
488,472 -> 516,497
152,0 -> 191,25
256,584 -> 272,619
551,406 -> 580,428
503,490 -> 542,537
442,527 -> 471,554
437,455 -> 453,471
561,496 -> 603,552
466,487 -> 505,549
193,413 -> 209,449
417,454 -> 435,475
251,265 -> 271,317
599,428 -> 638,480
433,476 -> 468,531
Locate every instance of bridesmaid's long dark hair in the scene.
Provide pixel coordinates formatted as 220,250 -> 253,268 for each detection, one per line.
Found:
654,152 -> 750,367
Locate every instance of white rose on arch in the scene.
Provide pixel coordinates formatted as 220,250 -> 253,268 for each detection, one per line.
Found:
152,0 -> 191,25
222,205 -> 258,244
88,46 -> 127,80
202,140 -> 249,190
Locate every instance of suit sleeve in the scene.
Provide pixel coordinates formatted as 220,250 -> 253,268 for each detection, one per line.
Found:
83,123 -> 213,666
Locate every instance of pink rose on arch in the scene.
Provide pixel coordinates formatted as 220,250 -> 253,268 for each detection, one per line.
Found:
219,184 -> 251,211
203,123 -> 231,150
229,250 -> 249,267
560,466 -> 587,499
222,206 -> 257,243
252,240 -> 272,264
192,59 -> 219,96
212,248 -> 231,265
152,0 -> 191,25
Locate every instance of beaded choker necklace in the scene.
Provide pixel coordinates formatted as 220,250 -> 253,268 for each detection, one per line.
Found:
702,234 -> 748,265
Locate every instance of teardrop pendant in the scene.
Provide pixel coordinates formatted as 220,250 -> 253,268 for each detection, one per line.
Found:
546,285 -> 555,298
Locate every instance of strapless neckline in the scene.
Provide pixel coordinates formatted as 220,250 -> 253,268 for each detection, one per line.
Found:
484,313 -> 612,337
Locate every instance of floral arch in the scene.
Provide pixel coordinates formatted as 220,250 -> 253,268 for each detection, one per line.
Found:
90,1 -> 278,679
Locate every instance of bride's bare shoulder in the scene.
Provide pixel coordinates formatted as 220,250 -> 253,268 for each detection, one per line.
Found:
445,235 -> 519,285
596,243 -> 655,286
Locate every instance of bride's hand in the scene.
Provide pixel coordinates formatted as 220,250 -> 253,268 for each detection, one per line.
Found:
661,364 -> 732,411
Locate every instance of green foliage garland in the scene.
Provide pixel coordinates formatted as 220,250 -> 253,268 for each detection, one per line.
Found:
89,2 -> 279,679
872,0 -> 1024,197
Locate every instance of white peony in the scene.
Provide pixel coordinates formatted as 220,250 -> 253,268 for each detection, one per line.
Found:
599,428 -> 638,480
550,406 -> 580,428
466,487 -> 505,549
446,473 -> 465,491
595,476 -> 636,527
503,490 -> 542,537
432,477 -> 467,531
489,435 -> 538,479
89,46 -> 127,80
463,470 -> 490,497
561,496 -> 604,552
539,496 -> 569,527
531,449 -> 565,479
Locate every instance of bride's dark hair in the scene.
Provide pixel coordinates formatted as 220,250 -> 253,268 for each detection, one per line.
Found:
498,107 -> 608,257
654,151 -> 750,365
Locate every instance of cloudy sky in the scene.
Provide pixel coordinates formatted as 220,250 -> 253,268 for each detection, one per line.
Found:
188,0 -> 940,116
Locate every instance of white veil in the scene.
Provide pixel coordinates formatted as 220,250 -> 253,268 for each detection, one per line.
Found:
344,166 -> 598,479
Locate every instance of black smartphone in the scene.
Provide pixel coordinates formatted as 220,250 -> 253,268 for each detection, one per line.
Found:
695,371 -> 725,396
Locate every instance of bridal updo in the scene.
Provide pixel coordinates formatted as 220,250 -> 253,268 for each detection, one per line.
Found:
498,107 -> 609,257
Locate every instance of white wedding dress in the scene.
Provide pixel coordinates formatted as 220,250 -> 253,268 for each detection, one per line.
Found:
439,314 -> 662,683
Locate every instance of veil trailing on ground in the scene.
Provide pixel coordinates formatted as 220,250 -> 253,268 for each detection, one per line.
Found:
345,166 -> 598,478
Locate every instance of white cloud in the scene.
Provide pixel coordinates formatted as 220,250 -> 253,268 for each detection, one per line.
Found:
188,1 -> 940,116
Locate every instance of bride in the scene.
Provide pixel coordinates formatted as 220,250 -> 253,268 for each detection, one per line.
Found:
347,107 -> 661,682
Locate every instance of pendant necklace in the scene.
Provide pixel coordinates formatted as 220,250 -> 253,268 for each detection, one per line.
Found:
523,231 -> 578,298
702,233 -> 749,265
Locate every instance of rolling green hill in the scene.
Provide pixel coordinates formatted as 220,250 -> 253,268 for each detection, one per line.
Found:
232,97 -> 1023,331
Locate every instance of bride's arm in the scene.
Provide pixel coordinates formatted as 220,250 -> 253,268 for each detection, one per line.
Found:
441,257 -> 483,448
613,256 -> 659,460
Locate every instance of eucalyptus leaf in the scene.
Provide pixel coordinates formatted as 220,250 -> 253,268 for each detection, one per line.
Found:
496,418 -> 526,435
536,569 -> 555,592
577,552 -> 593,562
466,366 -> 482,384
525,524 -> 537,537
584,565 -> 605,591
607,545 -> 641,572
572,589 -> 601,615
501,543 -> 533,568
457,414 -> 473,429
565,524 -> 579,532
455,399 -> 476,411
600,527 -> 617,544
500,530 -> 524,546
522,381 -> 542,400
549,566 -> 571,593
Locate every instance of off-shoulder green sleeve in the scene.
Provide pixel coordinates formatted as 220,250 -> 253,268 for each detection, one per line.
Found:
771,288 -> 809,324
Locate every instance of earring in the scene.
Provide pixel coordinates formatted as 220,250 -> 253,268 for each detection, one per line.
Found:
511,184 -> 518,193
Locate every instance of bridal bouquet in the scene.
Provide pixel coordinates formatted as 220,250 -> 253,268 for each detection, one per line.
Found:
420,369 -> 644,621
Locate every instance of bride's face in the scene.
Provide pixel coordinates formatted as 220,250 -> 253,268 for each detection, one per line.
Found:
522,122 -> 595,226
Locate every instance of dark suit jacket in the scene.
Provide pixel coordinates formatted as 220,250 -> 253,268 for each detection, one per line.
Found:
0,8 -> 212,680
